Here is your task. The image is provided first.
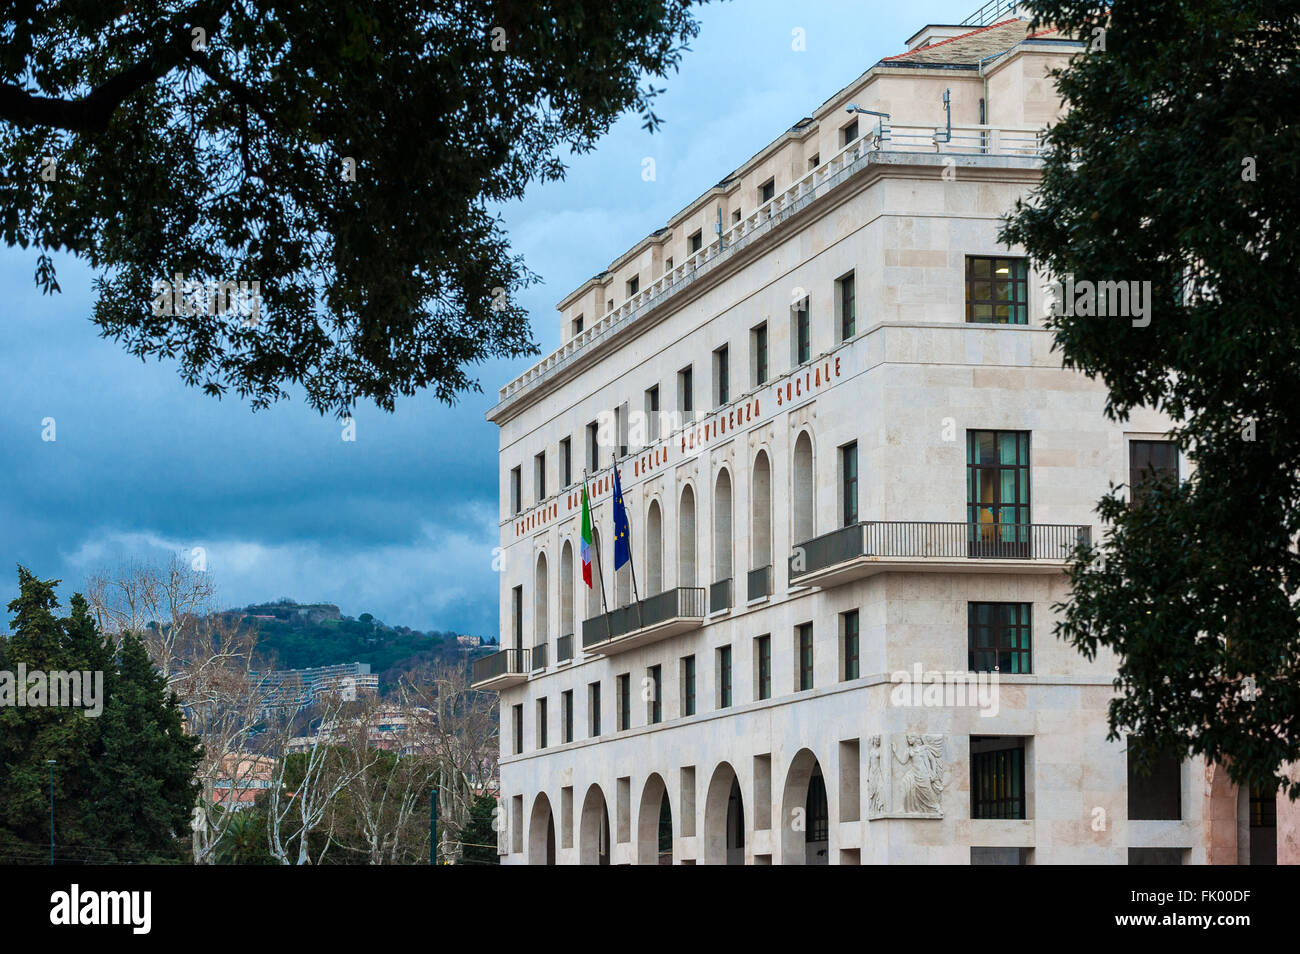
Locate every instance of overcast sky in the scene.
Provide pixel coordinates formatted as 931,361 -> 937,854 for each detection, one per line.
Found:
0,0 -> 979,637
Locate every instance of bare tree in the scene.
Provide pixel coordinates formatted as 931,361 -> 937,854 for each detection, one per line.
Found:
263,694 -> 378,865
85,555 -> 269,863
406,661 -> 499,862
328,691 -> 445,864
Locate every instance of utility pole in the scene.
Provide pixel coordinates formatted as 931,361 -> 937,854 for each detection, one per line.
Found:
430,787 -> 438,865
46,759 -> 56,866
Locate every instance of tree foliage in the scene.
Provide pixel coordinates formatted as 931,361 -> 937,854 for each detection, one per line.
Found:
0,0 -> 704,413
1002,0 -> 1300,795
0,567 -> 202,863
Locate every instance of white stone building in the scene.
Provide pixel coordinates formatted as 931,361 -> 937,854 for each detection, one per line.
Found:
475,6 -> 1253,864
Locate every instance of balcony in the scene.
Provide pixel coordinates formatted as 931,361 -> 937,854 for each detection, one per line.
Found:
581,587 -> 707,656
789,522 -> 1090,588
710,578 -> 733,613
557,633 -> 574,663
747,565 -> 772,601
471,648 -> 530,690
531,642 -> 549,671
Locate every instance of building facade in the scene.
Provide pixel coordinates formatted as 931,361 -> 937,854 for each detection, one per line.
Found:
478,6 -> 1295,864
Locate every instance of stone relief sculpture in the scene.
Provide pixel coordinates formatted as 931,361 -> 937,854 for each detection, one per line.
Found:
891,734 -> 944,815
867,735 -> 887,815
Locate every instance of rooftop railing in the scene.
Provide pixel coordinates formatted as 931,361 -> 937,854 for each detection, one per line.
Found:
495,121 -> 1045,409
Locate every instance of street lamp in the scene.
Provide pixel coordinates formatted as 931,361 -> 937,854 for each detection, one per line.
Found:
46,759 -> 56,866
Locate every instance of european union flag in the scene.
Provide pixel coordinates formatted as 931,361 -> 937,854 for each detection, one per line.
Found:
612,466 -> 631,570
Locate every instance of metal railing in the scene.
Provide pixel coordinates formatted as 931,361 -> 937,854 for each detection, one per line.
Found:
581,587 -> 707,649
471,648 -> 530,684
710,578 -> 733,613
747,565 -> 773,601
532,642 -> 548,670
557,633 -> 574,662
961,0 -> 1021,27
789,522 -> 1091,580
494,120 -> 1045,410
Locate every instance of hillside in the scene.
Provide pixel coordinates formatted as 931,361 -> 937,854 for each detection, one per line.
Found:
224,599 -> 494,687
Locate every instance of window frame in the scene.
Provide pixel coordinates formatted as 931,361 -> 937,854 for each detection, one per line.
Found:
968,602 -> 1032,674
965,256 -> 1029,325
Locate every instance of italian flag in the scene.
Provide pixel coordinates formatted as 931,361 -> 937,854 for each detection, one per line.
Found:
580,483 -> 593,588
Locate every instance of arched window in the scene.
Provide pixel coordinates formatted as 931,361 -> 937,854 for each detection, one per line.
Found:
587,529 -> 605,620
713,469 -> 733,589
534,553 -> 548,647
560,541 -> 575,638
646,500 -> 663,595
793,431 -> 815,545
678,485 -> 697,588
752,450 -> 772,569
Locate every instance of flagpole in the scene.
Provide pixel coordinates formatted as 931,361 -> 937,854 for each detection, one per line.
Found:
614,465 -> 643,630
583,470 -> 613,640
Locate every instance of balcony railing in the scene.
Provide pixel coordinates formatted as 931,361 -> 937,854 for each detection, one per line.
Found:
532,642 -> 549,670
582,586 -> 707,651
493,122 -> 1045,410
557,633 -> 574,662
710,578 -> 733,613
789,522 -> 1091,582
747,565 -> 773,601
471,648 -> 530,687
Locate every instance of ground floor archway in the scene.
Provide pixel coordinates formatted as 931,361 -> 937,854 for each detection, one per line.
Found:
579,784 -> 611,865
781,748 -> 829,864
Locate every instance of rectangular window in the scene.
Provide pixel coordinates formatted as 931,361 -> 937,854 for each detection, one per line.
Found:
689,230 -> 703,253
808,153 -> 819,169
1129,440 -> 1178,505
617,673 -> 631,731
756,635 -> 771,701
562,690 -> 574,744
645,386 -> 660,443
793,298 -> 811,365
717,646 -> 732,709
512,586 -> 523,651
560,437 -> 572,488
614,402 -> 628,458
649,664 -> 663,724
572,314 -> 584,336
751,323 -> 768,386
664,256 -> 674,273
627,275 -> 639,297
509,466 -> 522,515
970,737 -> 1027,819
840,441 -> 858,527
731,208 -> 741,224
682,654 -> 696,717
586,420 -> 600,472
714,345 -> 729,407
760,178 -> 775,204
841,119 -> 858,146
536,697 -> 547,749
838,272 -> 856,340
842,610 -> 860,681
968,602 -> 1032,673
797,623 -> 814,691
512,704 -> 524,755
589,681 -> 602,738
534,451 -> 546,502
965,256 -> 1028,325
967,430 -> 1031,557
678,365 -> 694,421
1127,743 -> 1182,820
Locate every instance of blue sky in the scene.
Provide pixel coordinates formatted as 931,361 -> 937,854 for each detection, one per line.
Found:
0,0 -> 979,637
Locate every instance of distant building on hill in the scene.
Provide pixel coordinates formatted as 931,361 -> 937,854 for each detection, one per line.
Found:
457,634 -> 485,648
258,661 -> 378,710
